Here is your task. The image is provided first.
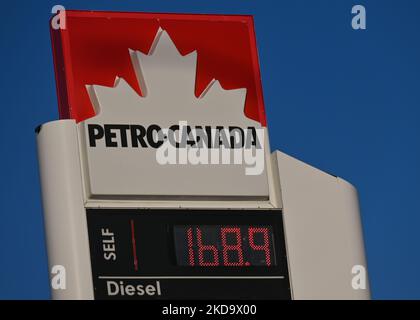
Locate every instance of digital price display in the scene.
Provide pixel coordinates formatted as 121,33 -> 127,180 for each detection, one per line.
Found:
87,209 -> 290,300
174,226 -> 276,267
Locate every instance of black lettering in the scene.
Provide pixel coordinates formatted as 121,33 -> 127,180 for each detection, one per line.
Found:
147,124 -> 164,148
245,127 -> 260,148
205,126 -> 212,148
229,126 -> 244,148
130,125 -> 148,148
104,125 -> 118,147
88,124 -> 104,147
168,125 -> 179,148
113,124 -> 130,147
186,126 -> 196,147
216,126 -> 230,148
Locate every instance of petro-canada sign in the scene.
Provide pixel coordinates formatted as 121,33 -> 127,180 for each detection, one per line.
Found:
51,12 -> 271,198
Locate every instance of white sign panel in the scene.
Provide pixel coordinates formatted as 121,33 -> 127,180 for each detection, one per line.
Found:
79,29 -> 269,198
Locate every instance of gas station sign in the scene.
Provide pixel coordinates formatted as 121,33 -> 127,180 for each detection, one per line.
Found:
87,209 -> 289,299
37,10 -> 370,300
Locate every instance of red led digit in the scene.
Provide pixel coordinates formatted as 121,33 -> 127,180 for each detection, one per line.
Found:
196,227 -> 219,266
248,227 -> 271,266
186,227 -> 195,266
221,227 -> 244,266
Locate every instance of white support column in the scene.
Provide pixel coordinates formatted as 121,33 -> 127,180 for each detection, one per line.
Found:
36,120 -> 94,299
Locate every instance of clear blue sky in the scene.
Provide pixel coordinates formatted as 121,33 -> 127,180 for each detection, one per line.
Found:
0,0 -> 419,299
